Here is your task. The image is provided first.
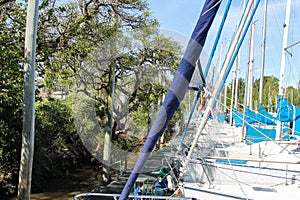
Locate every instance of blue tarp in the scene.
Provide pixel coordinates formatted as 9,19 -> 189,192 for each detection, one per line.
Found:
245,107 -> 259,123
232,109 -> 243,127
233,105 -> 278,143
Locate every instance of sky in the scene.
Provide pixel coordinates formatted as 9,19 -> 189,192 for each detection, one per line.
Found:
146,0 -> 300,88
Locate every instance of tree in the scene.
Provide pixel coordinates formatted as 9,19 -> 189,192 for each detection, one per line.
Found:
252,76 -> 279,112
36,0 -> 182,182
233,78 -> 246,111
72,26 -> 182,182
34,0 -> 181,140
0,0 -> 183,194
33,99 -> 87,192
35,0 -> 181,184
0,1 -> 26,196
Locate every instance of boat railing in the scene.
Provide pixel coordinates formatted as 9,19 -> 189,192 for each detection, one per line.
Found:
73,192 -> 194,200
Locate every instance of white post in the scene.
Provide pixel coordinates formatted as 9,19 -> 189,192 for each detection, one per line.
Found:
18,0 -> 39,199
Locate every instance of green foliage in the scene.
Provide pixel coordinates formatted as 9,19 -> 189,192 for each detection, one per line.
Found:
0,2 -> 26,117
224,76 -> 282,112
0,120 -> 20,195
253,76 -> 279,111
112,134 -> 142,152
37,0 -> 158,91
34,0 -> 182,148
33,99 -> 89,192
0,0 -> 183,196
284,86 -> 300,106
223,78 -> 246,112
130,82 -> 165,121
165,108 -> 181,141
70,92 -> 107,153
0,1 -> 26,100
0,2 -> 26,195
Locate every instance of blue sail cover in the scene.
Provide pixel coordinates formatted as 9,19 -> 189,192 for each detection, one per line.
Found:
245,105 -> 282,144
276,95 -> 300,136
257,104 -> 277,125
233,107 -> 279,143
245,107 -> 259,123
238,105 -> 277,143
232,105 -> 276,128
277,95 -> 294,122
232,108 -> 257,127
245,126 -> 288,144
245,126 -> 275,144
119,1 -> 221,199
245,96 -> 300,144
246,105 -> 277,125
233,108 -> 243,127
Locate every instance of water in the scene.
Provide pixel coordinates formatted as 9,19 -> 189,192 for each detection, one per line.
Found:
7,165 -> 100,200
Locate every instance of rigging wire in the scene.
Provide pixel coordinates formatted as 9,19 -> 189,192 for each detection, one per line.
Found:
203,161 -> 300,183
229,109 -> 300,160
218,94 -> 299,143
179,0 -> 233,146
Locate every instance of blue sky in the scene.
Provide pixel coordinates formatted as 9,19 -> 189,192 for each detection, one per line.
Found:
147,0 -> 300,87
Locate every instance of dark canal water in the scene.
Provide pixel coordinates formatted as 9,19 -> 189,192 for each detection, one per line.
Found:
7,165 -> 100,200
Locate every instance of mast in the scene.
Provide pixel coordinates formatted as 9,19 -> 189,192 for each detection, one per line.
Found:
180,0 -> 233,146
268,86 -> 272,112
259,0 -> 268,105
224,84 -> 227,112
183,0 -> 261,169
234,54 -> 239,109
275,0 -> 291,140
242,14 -> 255,139
247,2 -> 255,110
230,69 -> 235,125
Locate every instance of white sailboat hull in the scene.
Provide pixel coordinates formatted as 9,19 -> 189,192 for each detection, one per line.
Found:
183,182 -> 300,200
183,141 -> 300,199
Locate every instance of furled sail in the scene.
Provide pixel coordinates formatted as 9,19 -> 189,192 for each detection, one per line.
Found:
119,0 -> 221,199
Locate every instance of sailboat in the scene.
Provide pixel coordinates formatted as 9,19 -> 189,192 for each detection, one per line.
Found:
180,0 -> 300,199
